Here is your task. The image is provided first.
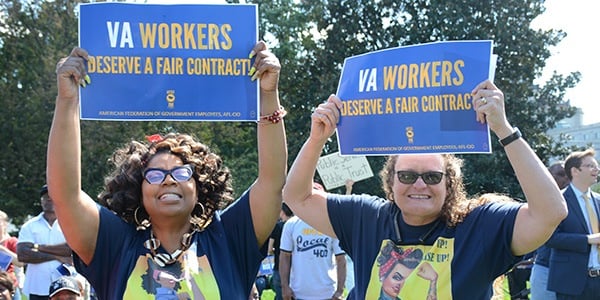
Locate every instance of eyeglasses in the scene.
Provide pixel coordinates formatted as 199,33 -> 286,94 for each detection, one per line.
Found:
143,165 -> 194,185
580,163 -> 599,170
396,171 -> 445,185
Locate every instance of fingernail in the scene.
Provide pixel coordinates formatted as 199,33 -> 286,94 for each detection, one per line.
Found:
80,80 -> 86,88
84,74 -> 91,84
251,73 -> 258,81
248,50 -> 256,58
249,67 -> 256,76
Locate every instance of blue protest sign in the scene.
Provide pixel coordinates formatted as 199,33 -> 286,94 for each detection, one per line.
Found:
0,252 -> 10,271
336,40 -> 494,155
78,3 -> 258,121
258,255 -> 274,276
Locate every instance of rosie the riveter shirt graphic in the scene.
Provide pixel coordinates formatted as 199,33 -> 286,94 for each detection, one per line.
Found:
366,240 -> 453,299
327,194 -> 522,300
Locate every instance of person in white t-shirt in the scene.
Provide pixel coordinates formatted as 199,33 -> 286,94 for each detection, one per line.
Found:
280,182 -> 346,300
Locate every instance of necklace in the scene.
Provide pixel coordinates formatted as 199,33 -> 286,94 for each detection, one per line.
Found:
144,226 -> 198,267
392,209 -> 442,245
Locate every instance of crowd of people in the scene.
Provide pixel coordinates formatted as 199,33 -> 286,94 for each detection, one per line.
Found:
1,37 -> 598,300
497,149 -> 600,300
526,149 -> 600,300
0,270 -> 85,300
0,185 -> 96,300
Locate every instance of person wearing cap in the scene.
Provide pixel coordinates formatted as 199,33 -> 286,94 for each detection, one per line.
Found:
48,276 -> 82,300
16,185 -> 72,300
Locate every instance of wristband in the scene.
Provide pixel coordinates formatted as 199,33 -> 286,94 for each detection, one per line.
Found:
499,127 -> 522,147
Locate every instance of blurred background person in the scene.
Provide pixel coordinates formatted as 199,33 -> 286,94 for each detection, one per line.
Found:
17,185 -> 72,300
344,179 -> 356,294
0,210 -> 23,300
266,203 -> 294,300
530,161 -> 569,300
0,271 -> 15,300
547,149 -> 600,299
48,276 -> 83,300
280,182 -> 346,300
549,161 -> 570,190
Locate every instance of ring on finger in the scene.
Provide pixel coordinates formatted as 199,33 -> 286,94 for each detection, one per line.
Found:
480,97 -> 487,104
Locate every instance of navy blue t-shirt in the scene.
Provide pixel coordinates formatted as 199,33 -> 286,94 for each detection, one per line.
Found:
327,194 -> 522,300
74,190 -> 265,299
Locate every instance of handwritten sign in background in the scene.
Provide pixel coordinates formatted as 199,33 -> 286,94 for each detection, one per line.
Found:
79,3 -> 258,121
316,152 -> 374,190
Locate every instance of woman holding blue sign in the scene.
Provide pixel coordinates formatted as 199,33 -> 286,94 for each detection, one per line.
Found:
282,80 -> 567,299
46,41 -> 287,299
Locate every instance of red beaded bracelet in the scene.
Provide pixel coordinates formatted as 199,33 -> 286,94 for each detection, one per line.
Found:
258,106 -> 287,124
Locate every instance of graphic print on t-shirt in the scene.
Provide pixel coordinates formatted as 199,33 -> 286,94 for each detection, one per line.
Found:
123,243 -> 220,299
366,238 -> 453,299
296,226 -> 332,257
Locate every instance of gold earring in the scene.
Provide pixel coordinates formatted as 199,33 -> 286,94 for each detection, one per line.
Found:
134,207 -> 151,231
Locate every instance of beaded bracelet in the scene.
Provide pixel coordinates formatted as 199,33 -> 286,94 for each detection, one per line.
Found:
258,106 -> 287,124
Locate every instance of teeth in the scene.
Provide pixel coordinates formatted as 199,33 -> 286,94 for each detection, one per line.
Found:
159,193 -> 181,201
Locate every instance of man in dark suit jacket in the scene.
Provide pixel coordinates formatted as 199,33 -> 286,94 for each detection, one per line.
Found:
547,148 -> 600,299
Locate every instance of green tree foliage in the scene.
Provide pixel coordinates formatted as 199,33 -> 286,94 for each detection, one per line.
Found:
0,0 -> 82,224
0,0 -> 579,225
0,0 -> 258,224
249,0 -> 578,198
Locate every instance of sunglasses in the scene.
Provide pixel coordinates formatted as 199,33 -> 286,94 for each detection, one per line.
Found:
396,170 -> 445,185
143,165 -> 194,185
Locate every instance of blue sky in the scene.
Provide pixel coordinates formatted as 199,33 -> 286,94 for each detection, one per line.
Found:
532,0 -> 600,125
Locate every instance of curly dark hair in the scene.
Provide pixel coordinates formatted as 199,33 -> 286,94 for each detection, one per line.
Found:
381,154 -> 469,227
98,133 -> 234,231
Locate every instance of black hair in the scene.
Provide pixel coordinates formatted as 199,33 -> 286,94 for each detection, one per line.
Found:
281,202 -> 294,217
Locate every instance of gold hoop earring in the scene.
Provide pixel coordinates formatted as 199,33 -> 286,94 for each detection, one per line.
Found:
134,206 -> 151,231
190,202 -> 210,232
195,202 -> 206,217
